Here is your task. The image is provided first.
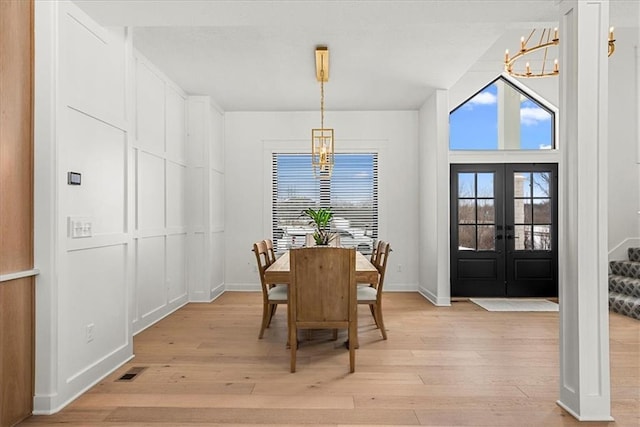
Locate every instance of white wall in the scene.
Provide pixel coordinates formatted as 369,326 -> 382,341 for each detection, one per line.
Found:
418,90 -> 451,305
607,26 -> 640,258
34,0 -> 132,413
224,111 -> 419,291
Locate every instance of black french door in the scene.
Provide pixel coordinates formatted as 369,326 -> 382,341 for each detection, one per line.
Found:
450,163 -> 558,297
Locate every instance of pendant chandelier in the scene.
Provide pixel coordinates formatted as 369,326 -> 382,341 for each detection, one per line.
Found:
504,27 -> 615,78
311,46 -> 334,179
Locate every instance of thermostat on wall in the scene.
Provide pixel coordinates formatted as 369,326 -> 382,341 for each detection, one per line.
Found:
67,172 -> 81,185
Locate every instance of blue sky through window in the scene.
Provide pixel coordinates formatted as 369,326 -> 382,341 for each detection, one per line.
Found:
450,79 -> 553,150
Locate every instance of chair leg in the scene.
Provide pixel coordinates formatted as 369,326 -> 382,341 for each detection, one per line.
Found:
259,302 -> 270,339
369,304 -> 379,327
290,326 -> 297,373
374,303 -> 387,340
267,303 -> 278,327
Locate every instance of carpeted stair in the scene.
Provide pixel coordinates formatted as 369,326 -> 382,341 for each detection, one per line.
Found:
608,247 -> 640,320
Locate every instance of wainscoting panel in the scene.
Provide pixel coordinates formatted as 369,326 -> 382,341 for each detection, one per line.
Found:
166,234 -> 187,303
135,236 -> 166,320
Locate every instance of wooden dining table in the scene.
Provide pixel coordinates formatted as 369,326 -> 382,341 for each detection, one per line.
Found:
264,250 -> 379,286
264,249 -> 378,349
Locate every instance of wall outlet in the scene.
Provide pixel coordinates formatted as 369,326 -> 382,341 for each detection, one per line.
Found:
397,264 -> 402,273
86,323 -> 95,343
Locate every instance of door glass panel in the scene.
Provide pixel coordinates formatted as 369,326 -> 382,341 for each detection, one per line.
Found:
533,225 -> 551,250
533,199 -> 551,223
477,199 -> 494,223
477,225 -> 495,250
476,173 -> 494,197
514,172 -> 531,198
458,200 -> 476,224
512,170 -> 553,251
513,199 -> 531,224
458,225 -> 476,250
532,172 -> 550,197
514,225 -> 531,250
458,173 -> 475,197
457,172 -> 496,252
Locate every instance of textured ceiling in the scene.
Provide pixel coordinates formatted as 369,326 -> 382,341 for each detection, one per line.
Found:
73,0 -> 638,111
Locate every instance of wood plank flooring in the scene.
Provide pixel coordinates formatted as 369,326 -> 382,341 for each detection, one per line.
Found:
21,292 -> 639,426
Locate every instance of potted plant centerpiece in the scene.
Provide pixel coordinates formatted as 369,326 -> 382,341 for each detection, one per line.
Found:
301,207 -> 334,246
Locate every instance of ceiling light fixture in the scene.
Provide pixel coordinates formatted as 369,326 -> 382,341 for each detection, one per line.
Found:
311,46 -> 334,179
504,27 -> 615,78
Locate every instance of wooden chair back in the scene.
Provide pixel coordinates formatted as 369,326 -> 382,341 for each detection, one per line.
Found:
289,247 -> 357,372
356,240 -> 391,340
252,241 -> 270,290
370,240 -> 384,266
253,240 -> 287,339
264,239 -> 276,265
374,241 -> 391,292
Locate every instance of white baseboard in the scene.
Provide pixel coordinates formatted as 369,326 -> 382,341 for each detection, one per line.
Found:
225,282 -> 261,292
418,287 -> 451,306
209,283 -> 225,301
33,350 -> 134,415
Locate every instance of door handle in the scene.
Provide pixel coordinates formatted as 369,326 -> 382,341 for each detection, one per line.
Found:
495,234 -> 503,240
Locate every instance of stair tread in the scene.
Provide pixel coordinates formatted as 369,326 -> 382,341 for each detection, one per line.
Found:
609,260 -> 640,279
609,249 -> 640,319
609,260 -> 640,265
608,292 -> 640,320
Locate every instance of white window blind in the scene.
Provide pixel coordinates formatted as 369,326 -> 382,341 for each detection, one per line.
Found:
272,153 -> 378,254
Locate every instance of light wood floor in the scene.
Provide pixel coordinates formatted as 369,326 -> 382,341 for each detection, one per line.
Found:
21,292 -> 639,426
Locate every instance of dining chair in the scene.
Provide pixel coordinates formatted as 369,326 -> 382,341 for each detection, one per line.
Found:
357,241 -> 391,340
366,240 -> 383,286
289,247 -> 357,373
252,240 -> 287,339
264,238 -> 277,265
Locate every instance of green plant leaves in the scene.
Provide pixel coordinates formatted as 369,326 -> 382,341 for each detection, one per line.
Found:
301,207 -> 334,245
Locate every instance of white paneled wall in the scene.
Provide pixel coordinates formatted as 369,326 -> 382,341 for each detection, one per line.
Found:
187,97 -> 226,302
132,53 -> 189,334
34,0 -> 132,413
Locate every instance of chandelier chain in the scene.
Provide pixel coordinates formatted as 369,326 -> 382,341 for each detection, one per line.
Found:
320,68 -> 325,129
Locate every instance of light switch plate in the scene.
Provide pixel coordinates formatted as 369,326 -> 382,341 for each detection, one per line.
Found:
68,216 -> 92,238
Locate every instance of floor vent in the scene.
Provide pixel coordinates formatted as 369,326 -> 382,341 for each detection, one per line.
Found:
116,366 -> 146,382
